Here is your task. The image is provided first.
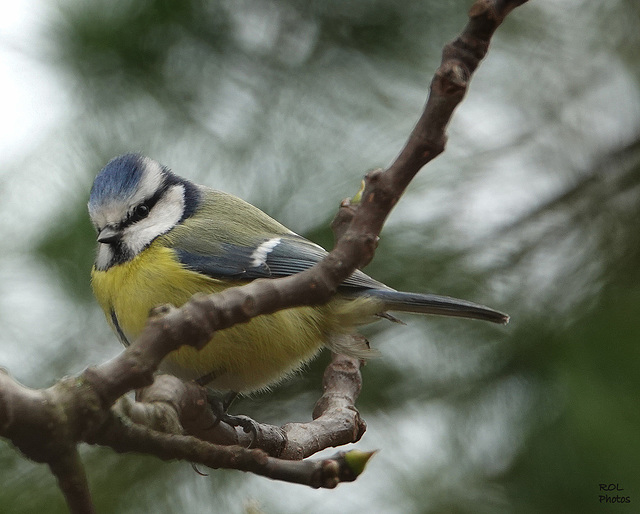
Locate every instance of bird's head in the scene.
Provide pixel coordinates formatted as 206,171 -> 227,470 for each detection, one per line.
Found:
88,154 -> 200,270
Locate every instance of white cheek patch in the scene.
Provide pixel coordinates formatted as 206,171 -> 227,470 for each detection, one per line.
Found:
251,237 -> 282,267
122,184 -> 186,255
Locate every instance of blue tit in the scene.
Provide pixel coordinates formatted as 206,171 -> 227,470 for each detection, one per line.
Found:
89,154 -> 508,394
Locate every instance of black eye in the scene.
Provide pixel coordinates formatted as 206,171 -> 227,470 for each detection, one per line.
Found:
131,203 -> 150,222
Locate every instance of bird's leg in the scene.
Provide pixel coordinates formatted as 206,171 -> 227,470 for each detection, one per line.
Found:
205,390 -> 238,425
205,390 -> 259,444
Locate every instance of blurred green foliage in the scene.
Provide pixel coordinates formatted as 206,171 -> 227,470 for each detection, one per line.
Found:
36,201 -> 97,301
1,0 -> 640,512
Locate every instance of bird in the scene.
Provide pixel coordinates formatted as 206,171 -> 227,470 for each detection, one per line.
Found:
89,154 -> 508,398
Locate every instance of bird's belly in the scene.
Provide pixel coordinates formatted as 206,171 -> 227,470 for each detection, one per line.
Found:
91,244 -> 328,392
160,307 -> 327,393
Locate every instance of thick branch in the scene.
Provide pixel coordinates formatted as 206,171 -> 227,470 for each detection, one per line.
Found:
0,1 -> 529,509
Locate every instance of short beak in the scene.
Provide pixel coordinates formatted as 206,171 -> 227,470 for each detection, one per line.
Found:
97,226 -> 122,245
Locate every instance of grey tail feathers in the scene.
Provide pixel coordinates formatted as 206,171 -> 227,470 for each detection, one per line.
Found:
361,289 -> 509,325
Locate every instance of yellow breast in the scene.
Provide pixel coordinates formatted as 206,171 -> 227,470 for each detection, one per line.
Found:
91,242 -> 330,392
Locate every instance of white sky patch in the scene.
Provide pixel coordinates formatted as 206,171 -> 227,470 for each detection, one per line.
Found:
0,0 -> 68,164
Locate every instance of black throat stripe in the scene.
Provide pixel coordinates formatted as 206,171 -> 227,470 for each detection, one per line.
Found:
110,309 -> 131,347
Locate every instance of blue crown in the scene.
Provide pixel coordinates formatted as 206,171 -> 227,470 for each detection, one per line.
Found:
89,154 -> 145,208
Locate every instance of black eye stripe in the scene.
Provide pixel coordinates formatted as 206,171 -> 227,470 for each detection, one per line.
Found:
123,184 -> 167,227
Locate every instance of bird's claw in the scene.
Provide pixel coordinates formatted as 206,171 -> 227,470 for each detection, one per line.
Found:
204,391 -> 257,446
219,414 -> 259,446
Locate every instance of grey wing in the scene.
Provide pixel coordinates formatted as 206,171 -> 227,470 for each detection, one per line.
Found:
172,233 -> 510,324
173,233 -> 388,291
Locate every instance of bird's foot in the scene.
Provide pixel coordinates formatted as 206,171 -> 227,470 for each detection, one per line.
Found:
205,390 -> 258,446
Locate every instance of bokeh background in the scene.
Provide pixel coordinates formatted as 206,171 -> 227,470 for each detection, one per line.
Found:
1,0 -> 639,512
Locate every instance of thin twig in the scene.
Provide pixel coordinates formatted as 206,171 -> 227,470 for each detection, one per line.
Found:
49,451 -> 96,514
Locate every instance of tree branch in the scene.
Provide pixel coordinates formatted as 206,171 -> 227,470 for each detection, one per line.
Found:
49,450 -> 95,514
92,404 -> 371,488
0,1 -> 529,510
125,351 -> 365,458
